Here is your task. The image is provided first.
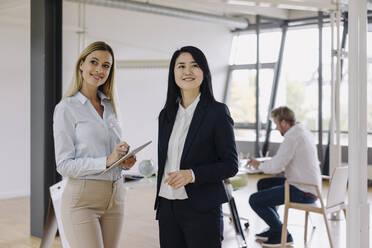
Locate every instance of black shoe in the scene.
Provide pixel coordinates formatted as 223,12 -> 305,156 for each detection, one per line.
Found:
255,228 -> 271,241
262,232 -> 293,247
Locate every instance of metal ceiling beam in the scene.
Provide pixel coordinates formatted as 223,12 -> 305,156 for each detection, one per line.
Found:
175,0 -> 289,19
227,0 -> 336,11
342,0 -> 372,11
65,0 -> 249,29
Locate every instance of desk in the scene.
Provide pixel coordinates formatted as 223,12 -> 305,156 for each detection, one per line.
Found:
238,157 -> 272,174
239,158 -> 263,174
124,177 -> 156,189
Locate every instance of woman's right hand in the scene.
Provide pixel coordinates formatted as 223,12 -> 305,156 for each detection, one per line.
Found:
106,141 -> 130,167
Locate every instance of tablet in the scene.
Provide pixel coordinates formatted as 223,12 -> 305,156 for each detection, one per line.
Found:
100,140 -> 152,175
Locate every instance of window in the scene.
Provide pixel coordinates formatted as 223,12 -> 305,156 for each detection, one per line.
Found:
226,69 -> 256,123
230,34 -> 256,64
277,28 -> 319,131
227,31 -> 281,141
226,25 -> 372,146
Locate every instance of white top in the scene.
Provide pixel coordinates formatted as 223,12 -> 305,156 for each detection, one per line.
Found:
259,124 -> 322,195
53,91 -> 125,181
159,94 -> 199,200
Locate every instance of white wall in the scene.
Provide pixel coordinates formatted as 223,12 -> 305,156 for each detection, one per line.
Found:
62,3 -> 233,175
0,4 -> 30,199
0,2 -> 232,198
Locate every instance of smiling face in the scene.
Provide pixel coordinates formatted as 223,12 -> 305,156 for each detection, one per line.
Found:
174,52 -> 204,94
79,50 -> 113,89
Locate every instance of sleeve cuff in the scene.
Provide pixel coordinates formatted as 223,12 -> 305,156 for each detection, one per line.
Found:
104,156 -> 130,171
97,156 -> 108,171
190,169 -> 196,183
258,163 -> 265,172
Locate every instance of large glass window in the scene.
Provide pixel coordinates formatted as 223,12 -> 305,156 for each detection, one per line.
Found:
227,31 -> 280,141
258,69 -> 274,124
260,31 -> 282,63
226,70 -> 256,123
230,34 -> 256,64
277,28 -> 319,131
227,25 -> 372,146
226,68 -> 274,124
274,26 -> 351,144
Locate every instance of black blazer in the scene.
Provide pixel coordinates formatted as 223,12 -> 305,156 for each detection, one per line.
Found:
155,96 -> 238,212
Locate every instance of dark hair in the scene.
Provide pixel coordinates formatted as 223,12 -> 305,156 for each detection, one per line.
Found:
271,106 -> 296,126
162,46 -> 215,121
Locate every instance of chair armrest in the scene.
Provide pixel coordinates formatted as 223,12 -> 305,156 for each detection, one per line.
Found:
286,180 -> 318,188
284,180 -> 322,203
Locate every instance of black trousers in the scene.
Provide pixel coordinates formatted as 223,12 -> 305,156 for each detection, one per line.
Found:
157,197 -> 222,248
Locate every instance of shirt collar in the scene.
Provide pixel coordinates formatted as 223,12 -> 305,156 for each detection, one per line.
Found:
74,91 -> 108,104
75,91 -> 88,104
97,91 -> 109,102
284,123 -> 298,137
178,93 -> 201,117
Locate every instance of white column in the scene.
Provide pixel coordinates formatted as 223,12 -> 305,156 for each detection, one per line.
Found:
347,0 -> 369,247
329,7 -> 342,180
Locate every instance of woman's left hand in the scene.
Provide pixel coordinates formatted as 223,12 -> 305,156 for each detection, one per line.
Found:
164,170 -> 193,189
119,156 -> 136,169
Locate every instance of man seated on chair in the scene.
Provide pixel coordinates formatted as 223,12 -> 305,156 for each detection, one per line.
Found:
247,106 -> 321,247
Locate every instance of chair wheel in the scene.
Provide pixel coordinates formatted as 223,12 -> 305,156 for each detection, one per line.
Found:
244,222 -> 249,229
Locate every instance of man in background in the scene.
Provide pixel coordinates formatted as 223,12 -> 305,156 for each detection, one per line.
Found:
247,106 -> 321,247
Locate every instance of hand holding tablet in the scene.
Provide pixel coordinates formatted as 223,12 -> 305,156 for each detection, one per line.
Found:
101,141 -> 152,175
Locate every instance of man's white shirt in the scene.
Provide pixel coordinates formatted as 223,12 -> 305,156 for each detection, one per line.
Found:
259,124 -> 322,195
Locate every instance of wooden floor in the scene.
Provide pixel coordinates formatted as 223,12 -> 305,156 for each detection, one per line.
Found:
0,175 -> 371,248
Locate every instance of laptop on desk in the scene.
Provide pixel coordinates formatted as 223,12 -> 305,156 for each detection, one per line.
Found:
239,166 -> 263,174
238,157 -> 271,174
256,157 -> 272,162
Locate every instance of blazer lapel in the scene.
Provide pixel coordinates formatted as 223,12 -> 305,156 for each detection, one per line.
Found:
180,99 -> 208,166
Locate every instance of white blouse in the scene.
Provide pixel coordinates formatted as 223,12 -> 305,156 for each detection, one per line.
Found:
159,94 -> 200,200
53,91 -> 125,182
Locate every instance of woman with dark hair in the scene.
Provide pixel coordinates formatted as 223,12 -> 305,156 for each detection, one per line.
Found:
154,46 -> 238,248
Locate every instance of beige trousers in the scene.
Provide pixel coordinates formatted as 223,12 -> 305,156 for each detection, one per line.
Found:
61,178 -> 126,248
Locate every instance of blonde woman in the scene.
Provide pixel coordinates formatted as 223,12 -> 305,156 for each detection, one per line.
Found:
53,41 -> 135,248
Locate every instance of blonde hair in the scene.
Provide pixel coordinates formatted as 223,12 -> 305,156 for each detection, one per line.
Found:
62,41 -> 117,115
271,106 -> 296,126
